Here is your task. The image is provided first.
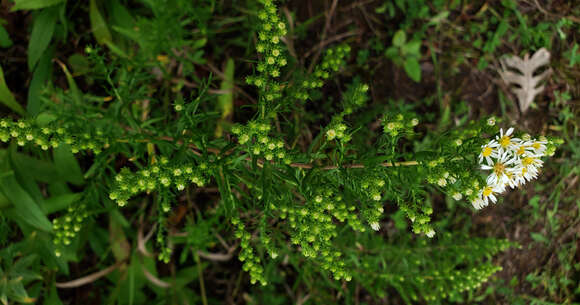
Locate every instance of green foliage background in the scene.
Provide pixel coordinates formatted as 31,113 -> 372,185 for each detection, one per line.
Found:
0,0 -> 578,304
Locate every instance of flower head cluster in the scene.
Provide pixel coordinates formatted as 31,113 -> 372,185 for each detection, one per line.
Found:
472,127 -> 557,209
325,122 -> 349,142
286,45 -> 350,102
341,81 -> 369,115
231,121 -> 291,164
245,0 -> 287,104
232,217 -> 267,285
52,203 -> 89,257
0,119 -> 108,153
109,158 -> 208,209
382,112 -> 419,137
278,187 -> 359,281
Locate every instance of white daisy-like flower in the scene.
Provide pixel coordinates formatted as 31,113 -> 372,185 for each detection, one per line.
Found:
481,150 -> 517,187
452,192 -> 463,200
370,222 -> 380,231
426,229 -> 435,238
437,178 -> 447,187
478,185 -> 501,206
495,127 -> 521,151
472,197 -> 486,209
525,140 -> 548,156
479,140 -> 500,165
504,169 -> 519,189
519,155 -> 543,176
512,164 -> 538,186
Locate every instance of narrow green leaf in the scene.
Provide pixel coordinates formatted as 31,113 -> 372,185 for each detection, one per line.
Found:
403,57 -> 421,82
104,40 -> 128,58
215,58 -> 234,137
89,0 -> 112,45
56,61 -> 82,105
10,0 -> 65,11
0,65 -> 26,115
27,7 -> 58,71
53,145 -> 84,185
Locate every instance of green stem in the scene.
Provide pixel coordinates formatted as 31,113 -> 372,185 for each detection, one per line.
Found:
194,251 -> 208,305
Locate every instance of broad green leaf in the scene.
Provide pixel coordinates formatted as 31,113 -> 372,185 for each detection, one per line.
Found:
67,53 -> 91,75
10,0 -> 65,11
109,0 -> 133,29
44,193 -> 81,215
27,48 -> 53,115
0,170 -> 52,232
401,40 -> 421,57
109,214 -> 130,262
215,58 -> 234,137
392,30 -> 407,47
28,6 -> 58,71
10,147 -> 48,206
0,185 -> 10,209
35,112 -> 58,126
53,145 -> 84,185
384,46 -> 399,60
0,65 -> 26,115
7,281 -> 35,303
403,57 -> 421,82
11,153 -> 60,183
89,0 -> 112,45
43,285 -> 63,305
0,24 -> 13,48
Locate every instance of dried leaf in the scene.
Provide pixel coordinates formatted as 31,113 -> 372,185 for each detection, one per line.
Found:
498,48 -> 551,113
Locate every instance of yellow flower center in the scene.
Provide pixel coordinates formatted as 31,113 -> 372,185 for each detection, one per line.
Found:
482,186 -> 493,197
482,146 -> 493,157
522,167 -> 527,174
522,157 -> 535,166
493,162 -> 505,175
500,136 -> 511,148
532,142 -> 541,149
516,146 -> 525,155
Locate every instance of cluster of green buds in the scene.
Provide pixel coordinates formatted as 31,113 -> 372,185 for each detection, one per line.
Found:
232,216 -> 267,285
260,234 -> 279,260
421,264 -> 502,301
340,81 -> 370,115
109,158 -> 208,209
156,225 -> 173,263
231,121 -> 291,164
278,187 -> 354,281
324,81 -> 370,144
52,203 -> 89,257
359,176 -> 388,231
398,199 -> 435,237
421,117 -> 498,203
244,0 -> 287,105
382,112 -> 419,137
286,45 -> 351,102
0,119 -> 108,153
325,121 -> 349,143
